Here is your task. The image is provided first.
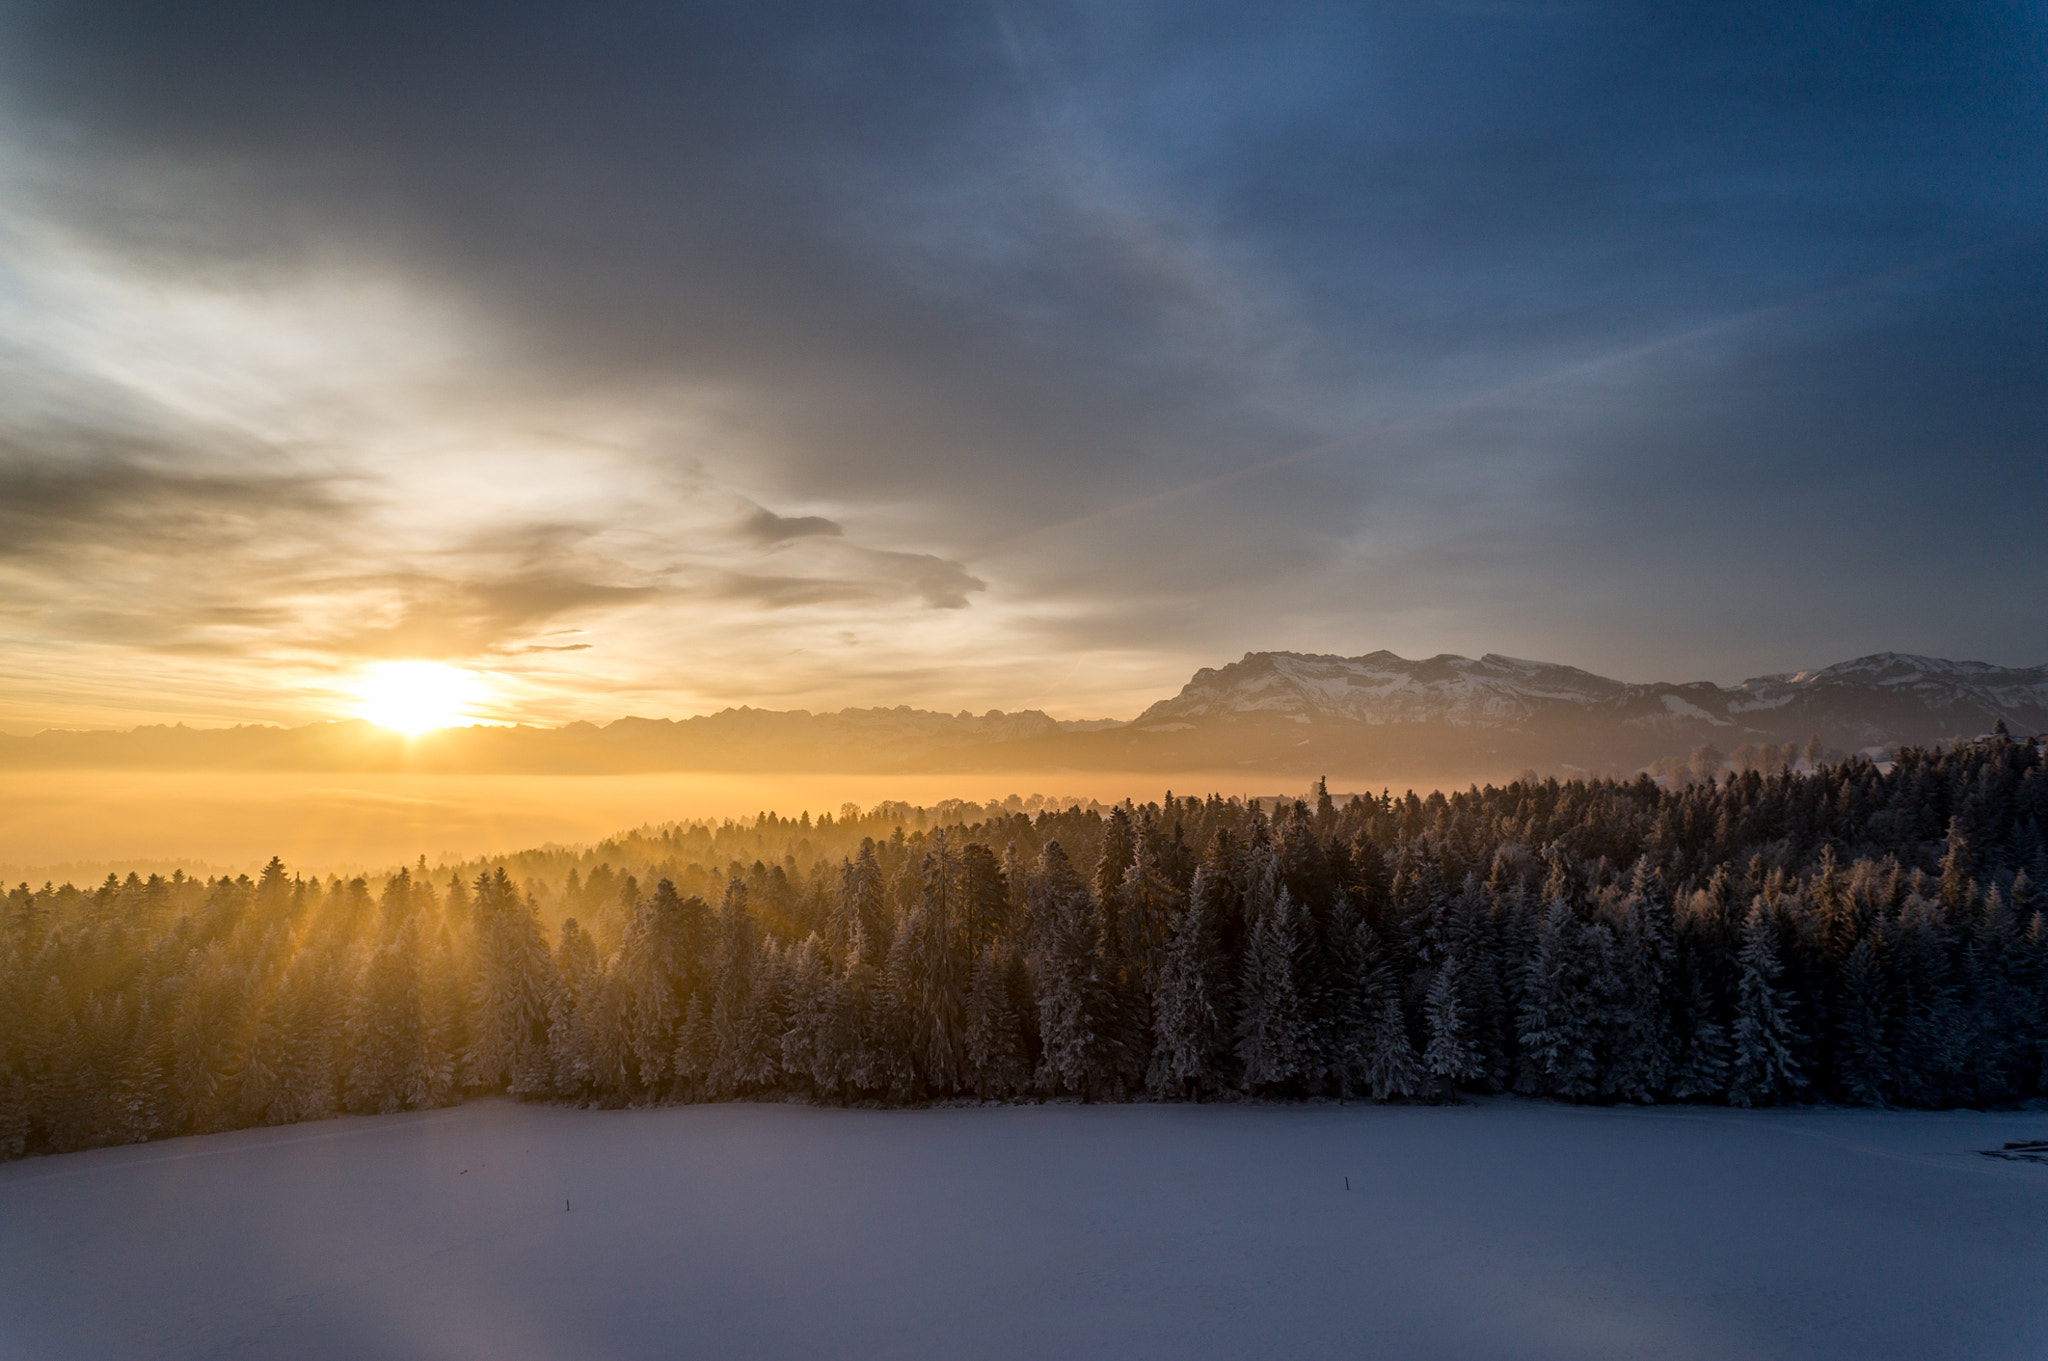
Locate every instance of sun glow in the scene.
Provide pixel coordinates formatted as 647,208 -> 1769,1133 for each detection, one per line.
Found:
353,662 -> 486,735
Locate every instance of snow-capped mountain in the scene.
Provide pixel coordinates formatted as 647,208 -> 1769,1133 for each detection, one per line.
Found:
1725,654 -> 2048,744
1132,649 -> 2048,749
1133,652 -> 1629,727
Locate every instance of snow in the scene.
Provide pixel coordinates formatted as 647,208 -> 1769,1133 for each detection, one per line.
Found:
4,1098 -> 2047,1360
1658,693 -> 1725,723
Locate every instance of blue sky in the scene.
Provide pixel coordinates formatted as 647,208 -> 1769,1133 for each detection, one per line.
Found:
0,2 -> 2042,726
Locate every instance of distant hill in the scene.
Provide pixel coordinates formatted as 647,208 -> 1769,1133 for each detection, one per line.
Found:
1131,650 -> 2048,749
2,650 -> 2040,780
0,706 -> 1112,774
992,649 -> 2048,783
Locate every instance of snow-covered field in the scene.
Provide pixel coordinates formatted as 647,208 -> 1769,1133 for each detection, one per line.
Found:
4,1099 -> 2046,1360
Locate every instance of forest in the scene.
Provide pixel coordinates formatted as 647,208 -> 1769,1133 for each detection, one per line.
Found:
4,736 -> 2046,1160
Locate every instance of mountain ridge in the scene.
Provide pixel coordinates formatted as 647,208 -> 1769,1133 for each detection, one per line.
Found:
2,649 -> 2040,778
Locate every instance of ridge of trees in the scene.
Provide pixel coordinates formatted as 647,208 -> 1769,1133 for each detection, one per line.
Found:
5,737 -> 2047,1159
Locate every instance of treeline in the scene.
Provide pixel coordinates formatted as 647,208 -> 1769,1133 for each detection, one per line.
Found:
4,739 -> 2047,1159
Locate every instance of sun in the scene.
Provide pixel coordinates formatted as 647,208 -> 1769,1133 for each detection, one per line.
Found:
353,661 -> 486,735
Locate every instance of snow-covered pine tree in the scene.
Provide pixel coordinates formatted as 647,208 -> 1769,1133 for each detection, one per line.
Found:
897,836 -> 970,1095
1833,935 -> 1890,1105
347,873 -> 429,1114
833,842 -> 889,959
964,943 -> 1032,1099
959,841 -> 1012,963
1235,863 -> 1310,1096
271,951 -> 342,1123
1727,899 -> 1805,1106
1963,884 -> 2024,1104
1032,841 -> 1118,1101
1354,923 -> 1422,1102
1516,895 -> 1601,1100
708,877 -> 761,1099
550,917 -> 602,1101
1603,860 -> 1677,1103
740,939 -> 792,1091
674,993 -> 713,1099
110,995 -> 170,1143
465,868 -> 557,1099
1669,954 -> 1731,1100
1887,891 -> 1966,1106
1422,957 -> 1484,1097
417,916 -> 464,1108
779,933 -> 830,1095
1149,861 -> 1230,1100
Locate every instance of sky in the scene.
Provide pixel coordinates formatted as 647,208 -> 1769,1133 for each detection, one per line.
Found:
0,1 -> 2043,731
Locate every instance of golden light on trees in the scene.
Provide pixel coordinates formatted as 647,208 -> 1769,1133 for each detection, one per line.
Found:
353,662 -> 486,735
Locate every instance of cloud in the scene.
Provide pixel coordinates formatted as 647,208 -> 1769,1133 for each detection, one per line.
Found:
0,1 -> 2042,726
739,505 -> 844,544
716,574 -> 875,609
861,549 -> 986,610
314,570 -> 662,660
0,432 -> 344,558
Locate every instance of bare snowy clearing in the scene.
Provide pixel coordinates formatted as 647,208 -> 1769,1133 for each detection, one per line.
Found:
5,1098 -> 2047,1360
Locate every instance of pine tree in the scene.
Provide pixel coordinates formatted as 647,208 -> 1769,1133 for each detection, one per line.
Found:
779,934 -> 831,1096
466,868 -> 557,1099
1727,900 -> 1804,1106
1149,862 -> 1230,1100
965,943 -> 1032,1099
1357,980 -> 1422,1102
708,878 -> 761,1099
1032,842 -> 1118,1101
1516,896 -> 1601,1100
1422,958 -> 1484,1097
550,917 -> 602,1101
1833,936 -> 1890,1105
674,993 -> 713,1099
834,842 -> 889,959
347,874 -> 429,1114
1236,884 -> 1310,1094
897,837 -> 970,1094
1604,862 -> 1677,1102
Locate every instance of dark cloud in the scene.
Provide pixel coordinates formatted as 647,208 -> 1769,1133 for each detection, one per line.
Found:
863,550 -> 988,610
715,548 -> 984,611
0,0 -> 2042,719
0,432 -> 345,557
716,574 -> 877,610
315,571 -> 661,660
739,506 -> 844,545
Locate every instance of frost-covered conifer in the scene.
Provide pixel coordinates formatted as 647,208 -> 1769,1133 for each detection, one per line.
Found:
1236,885 -> 1309,1094
1833,936 -> 1889,1105
550,917 -> 602,1100
709,878 -> 762,1098
674,993 -> 713,1099
1604,861 -> 1676,1102
1150,862 -> 1229,1099
1727,900 -> 1804,1106
1359,989 -> 1422,1101
897,838 -> 970,1094
965,943 -> 1032,1099
779,934 -> 831,1093
348,875 -> 430,1114
466,868 -> 557,1099
834,842 -> 889,959
1670,956 -> 1731,1101
1516,896 -> 1602,1099
1422,958 -> 1483,1096
1032,842 -> 1117,1100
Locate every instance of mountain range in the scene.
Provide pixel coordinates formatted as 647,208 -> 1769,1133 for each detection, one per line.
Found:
4,651 -> 2041,783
